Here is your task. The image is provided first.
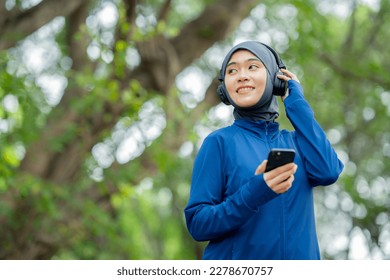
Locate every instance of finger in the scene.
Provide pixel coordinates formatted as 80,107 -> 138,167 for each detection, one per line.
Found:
268,171 -> 294,186
277,73 -> 289,81
272,174 -> 295,194
280,69 -> 300,83
255,160 -> 268,175
280,165 -> 297,183
280,68 -> 289,74
265,163 -> 296,180
265,164 -> 296,192
281,68 -> 294,76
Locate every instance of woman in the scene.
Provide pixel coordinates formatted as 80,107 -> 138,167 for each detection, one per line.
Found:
184,41 -> 344,259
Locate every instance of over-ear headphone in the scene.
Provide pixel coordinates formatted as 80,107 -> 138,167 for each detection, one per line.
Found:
217,80 -> 230,105
217,43 -> 288,105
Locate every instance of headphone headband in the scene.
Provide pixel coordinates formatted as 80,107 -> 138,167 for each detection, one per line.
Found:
259,43 -> 286,70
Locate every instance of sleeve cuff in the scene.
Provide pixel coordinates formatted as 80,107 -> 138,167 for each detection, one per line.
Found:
283,80 -> 305,105
240,175 -> 279,211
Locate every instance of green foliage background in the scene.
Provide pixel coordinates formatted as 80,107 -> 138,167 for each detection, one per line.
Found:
0,0 -> 389,259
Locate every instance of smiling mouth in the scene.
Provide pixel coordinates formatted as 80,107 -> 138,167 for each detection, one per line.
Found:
237,86 -> 255,94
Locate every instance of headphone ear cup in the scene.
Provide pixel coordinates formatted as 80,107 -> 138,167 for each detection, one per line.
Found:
217,83 -> 231,105
260,43 -> 288,96
273,70 -> 288,96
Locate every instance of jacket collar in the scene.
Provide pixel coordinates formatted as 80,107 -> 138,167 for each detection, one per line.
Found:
234,119 -> 279,138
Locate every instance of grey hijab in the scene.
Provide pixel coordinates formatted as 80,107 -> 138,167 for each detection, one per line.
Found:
219,41 -> 280,122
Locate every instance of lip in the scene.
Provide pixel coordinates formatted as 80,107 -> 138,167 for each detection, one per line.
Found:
236,86 -> 255,93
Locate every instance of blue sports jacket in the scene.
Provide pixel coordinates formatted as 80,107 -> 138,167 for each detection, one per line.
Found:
184,80 -> 344,259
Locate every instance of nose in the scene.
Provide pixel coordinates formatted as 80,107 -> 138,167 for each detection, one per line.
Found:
237,70 -> 249,82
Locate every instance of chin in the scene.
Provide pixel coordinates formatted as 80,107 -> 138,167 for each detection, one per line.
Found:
236,99 -> 258,108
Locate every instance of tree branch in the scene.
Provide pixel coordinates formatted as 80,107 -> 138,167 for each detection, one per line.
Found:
341,1 -> 357,53
0,0 -> 90,51
19,1 -> 92,184
0,1 -> 8,26
133,0 -> 259,93
120,0 -> 137,40
364,0 -> 389,50
319,52 -> 390,89
66,1 -> 91,72
171,0 -> 258,69
157,0 -> 172,22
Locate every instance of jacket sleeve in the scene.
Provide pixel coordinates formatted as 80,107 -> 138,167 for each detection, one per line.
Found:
184,135 -> 278,242
284,80 -> 344,186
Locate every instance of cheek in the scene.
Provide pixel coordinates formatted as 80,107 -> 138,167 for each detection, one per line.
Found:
255,72 -> 267,93
224,79 -> 235,95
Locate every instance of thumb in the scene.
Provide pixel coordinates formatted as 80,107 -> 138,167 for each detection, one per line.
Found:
255,160 -> 268,175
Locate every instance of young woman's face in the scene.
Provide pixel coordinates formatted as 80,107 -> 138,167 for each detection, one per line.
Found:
224,50 -> 267,107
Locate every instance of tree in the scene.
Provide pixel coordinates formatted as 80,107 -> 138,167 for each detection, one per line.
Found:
0,0 -> 258,259
0,0 -> 389,260
288,0 -> 390,259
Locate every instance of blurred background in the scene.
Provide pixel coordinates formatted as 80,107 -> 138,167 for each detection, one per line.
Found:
0,0 -> 389,260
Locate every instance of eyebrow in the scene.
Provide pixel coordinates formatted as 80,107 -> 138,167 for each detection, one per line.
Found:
226,57 -> 261,68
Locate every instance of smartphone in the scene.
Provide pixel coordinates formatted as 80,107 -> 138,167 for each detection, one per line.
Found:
265,149 -> 296,172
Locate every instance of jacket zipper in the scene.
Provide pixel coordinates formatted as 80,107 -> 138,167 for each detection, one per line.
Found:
266,121 -> 287,259
281,194 -> 287,259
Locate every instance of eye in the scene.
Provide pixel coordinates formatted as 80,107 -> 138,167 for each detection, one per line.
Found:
227,68 -> 237,74
249,64 -> 260,70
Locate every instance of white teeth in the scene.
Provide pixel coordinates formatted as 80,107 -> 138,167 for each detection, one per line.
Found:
237,87 -> 253,93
